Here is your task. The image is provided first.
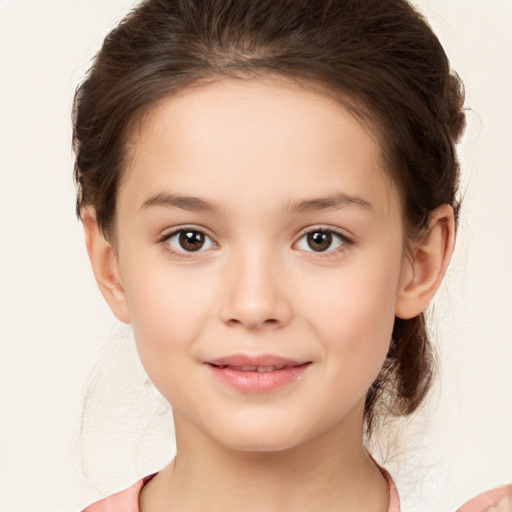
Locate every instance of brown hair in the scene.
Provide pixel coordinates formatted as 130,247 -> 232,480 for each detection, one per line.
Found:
73,0 -> 465,434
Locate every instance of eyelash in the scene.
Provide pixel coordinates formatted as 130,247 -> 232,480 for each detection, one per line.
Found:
159,226 -> 353,260
157,226 -> 215,261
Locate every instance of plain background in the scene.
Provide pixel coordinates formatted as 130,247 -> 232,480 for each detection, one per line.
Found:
0,0 -> 511,510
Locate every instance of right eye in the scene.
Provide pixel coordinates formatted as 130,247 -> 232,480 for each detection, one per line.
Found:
163,228 -> 216,253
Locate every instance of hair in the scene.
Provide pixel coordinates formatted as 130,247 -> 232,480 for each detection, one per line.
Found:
73,0 -> 466,435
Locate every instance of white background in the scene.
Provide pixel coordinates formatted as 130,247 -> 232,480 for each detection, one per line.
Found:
0,0 -> 511,510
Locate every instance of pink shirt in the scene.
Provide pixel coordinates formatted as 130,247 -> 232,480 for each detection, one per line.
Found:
457,485 -> 512,512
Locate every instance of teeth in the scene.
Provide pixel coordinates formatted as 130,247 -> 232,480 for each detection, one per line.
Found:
257,366 -> 275,373
213,364 -> 292,372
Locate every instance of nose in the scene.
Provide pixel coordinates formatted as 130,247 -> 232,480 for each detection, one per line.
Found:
218,246 -> 292,330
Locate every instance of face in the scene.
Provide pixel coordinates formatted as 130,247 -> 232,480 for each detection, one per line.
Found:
111,78 -> 408,452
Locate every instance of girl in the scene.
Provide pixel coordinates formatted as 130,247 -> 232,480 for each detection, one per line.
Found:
72,0 -> 510,510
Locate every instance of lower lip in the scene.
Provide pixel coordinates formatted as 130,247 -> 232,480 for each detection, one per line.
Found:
207,364 -> 310,393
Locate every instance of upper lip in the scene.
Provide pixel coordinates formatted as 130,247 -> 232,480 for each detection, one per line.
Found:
205,354 -> 310,368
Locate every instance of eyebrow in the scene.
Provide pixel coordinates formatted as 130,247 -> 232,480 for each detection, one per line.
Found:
286,192 -> 374,214
141,192 -> 223,214
140,191 -> 373,214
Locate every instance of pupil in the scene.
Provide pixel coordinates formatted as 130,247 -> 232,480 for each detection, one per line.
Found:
180,231 -> 204,251
308,231 -> 332,251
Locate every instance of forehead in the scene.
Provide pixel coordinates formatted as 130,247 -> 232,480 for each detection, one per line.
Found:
121,77 -> 398,217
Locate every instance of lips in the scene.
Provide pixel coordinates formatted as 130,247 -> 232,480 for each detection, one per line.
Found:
213,364 -> 293,373
205,355 -> 311,393
207,354 -> 308,368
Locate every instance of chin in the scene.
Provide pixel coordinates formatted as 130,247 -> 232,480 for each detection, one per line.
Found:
207,413 -> 317,453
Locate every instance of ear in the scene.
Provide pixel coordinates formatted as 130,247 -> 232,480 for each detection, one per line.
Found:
81,209 -> 131,324
395,204 -> 455,319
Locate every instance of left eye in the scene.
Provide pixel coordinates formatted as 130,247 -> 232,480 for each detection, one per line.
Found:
295,229 -> 346,253
164,229 -> 215,253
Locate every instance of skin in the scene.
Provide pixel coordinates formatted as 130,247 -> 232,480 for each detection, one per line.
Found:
83,78 -> 455,511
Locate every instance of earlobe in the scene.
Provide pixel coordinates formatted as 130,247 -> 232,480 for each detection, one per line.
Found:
395,204 -> 455,320
81,209 -> 131,324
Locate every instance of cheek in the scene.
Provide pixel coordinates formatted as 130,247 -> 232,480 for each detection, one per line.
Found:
306,256 -> 400,335
120,256 -> 215,375
303,256 -> 401,384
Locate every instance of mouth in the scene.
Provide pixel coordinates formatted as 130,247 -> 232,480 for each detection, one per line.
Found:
209,363 -> 308,372
205,355 -> 312,393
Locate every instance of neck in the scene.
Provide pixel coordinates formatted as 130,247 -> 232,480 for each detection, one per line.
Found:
140,403 -> 389,512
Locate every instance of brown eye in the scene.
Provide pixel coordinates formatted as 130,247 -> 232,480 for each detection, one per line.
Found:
165,229 -> 215,253
295,229 -> 347,253
307,231 -> 333,252
179,230 -> 205,251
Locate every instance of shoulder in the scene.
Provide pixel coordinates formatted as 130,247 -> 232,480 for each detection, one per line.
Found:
81,474 -> 157,512
457,485 -> 512,512
377,465 -> 400,512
